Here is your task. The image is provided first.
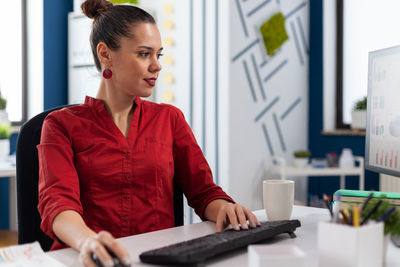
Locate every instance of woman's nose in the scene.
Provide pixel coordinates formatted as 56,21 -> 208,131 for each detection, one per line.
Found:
149,57 -> 162,73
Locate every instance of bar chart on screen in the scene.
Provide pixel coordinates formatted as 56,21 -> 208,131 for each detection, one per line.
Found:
372,147 -> 400,170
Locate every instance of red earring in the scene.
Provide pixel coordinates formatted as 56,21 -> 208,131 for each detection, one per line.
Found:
103,68 -> 112,79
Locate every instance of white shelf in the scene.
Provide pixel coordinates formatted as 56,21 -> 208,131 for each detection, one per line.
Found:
267,156 -> 365,190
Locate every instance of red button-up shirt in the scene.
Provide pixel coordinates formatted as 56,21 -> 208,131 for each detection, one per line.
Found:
38,96 -> 233,250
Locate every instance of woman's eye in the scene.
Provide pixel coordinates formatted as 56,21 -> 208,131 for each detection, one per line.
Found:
139,52 -> 149,57
157,53 -> 164,59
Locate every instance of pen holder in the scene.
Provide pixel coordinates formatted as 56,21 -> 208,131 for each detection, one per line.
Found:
318,221 -> 384,267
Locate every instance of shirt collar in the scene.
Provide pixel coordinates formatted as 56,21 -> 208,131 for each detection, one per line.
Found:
84,96 -> 142,112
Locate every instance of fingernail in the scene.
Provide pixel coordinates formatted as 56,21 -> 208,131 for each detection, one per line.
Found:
251,222 -> 256,228
121,256 -> 131,266
105,261 -> 114,267
234,225 -> 240,231
243,224 -> 248,230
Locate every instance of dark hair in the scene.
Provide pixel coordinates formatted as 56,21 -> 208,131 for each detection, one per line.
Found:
81,0 -> 156,71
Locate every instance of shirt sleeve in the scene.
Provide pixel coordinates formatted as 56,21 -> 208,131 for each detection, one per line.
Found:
172,109 -> 234,219
37,112 -> 83,241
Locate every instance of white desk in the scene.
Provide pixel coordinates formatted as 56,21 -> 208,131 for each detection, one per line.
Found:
268,156 -> 365,190
0,157 -> 17,231
47,206 -> 400,266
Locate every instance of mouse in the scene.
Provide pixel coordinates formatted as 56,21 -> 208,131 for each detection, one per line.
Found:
91,247 -> 129,267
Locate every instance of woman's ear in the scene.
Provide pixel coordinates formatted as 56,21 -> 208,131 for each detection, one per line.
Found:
97,42 -> 112,67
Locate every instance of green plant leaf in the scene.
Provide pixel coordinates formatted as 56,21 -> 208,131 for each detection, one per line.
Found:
354,96 -> 367,110
0,91 -> 6,110
293,150 -> 311,158
361,197 -> 400,236
0,123 -> 11,140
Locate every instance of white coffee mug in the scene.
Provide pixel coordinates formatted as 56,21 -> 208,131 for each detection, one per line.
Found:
263,180 -> 294,221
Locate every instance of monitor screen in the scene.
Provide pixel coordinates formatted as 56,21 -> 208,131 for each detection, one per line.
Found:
365,45 -> 400,177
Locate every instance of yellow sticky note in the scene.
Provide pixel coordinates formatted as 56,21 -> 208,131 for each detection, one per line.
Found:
162,89 -> 175,102
162,72 -> 175,84
163,37 -> 175,47
163,20 -> 174,30
163,54 -> 174,65
163,3 -> 174,14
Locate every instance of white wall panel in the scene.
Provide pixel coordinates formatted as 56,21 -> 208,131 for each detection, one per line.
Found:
68,0 -> 310,223
228,0 -> 309,209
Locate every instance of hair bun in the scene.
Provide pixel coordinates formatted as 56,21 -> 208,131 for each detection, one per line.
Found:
81,0 -> 113,19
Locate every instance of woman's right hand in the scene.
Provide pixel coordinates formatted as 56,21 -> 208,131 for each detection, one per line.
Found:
78,230 -> 131,267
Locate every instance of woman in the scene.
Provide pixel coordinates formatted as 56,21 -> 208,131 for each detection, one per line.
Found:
38,0 -> 260,266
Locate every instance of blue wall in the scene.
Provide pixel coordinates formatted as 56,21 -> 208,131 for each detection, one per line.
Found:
0,176 -> 9,229
43,0 -> 72,109
0,0 -> 72,229
0,134 -> 21,229
308,1 -> 379,200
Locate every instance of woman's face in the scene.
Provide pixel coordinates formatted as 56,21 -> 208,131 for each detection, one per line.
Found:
109,23 -> 163,97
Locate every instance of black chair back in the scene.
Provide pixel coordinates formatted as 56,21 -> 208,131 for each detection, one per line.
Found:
16,105 -> 73,251
16,105 -> 183,251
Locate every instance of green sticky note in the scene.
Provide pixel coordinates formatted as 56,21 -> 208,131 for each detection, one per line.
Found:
259,12 -> 289,56
109,0 -> 138,4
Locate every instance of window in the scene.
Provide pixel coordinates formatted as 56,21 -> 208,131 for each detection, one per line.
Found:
337,0 -> 400,128
0,0 -> 27,124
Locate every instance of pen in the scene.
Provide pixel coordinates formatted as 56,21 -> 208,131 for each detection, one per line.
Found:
360,200 -> 383,225
377,206 -> 396,222
344,209 -> 352,225
348,209 -> 353,225
323,194 -> 333,217
340,209 -> 351,225
332,193 -> 341,223
353,205 -> 360,227
361,191 -> 374,211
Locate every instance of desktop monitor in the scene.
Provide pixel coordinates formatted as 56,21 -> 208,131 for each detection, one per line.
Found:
365,44 -> 400,177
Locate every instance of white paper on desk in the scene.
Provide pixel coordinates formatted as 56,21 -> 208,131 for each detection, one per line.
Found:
0,241 -> 66,267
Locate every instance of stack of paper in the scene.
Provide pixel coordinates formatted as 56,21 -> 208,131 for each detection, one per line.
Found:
0,242 -> 66,267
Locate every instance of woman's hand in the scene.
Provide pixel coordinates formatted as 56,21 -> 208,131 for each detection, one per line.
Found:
78,231 -> 131,267
204,199 -> 260,232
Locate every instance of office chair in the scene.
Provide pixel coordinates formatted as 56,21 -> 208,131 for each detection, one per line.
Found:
16,104 -> 184,251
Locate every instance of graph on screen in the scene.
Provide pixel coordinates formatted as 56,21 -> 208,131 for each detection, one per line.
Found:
366,45 -> 400,177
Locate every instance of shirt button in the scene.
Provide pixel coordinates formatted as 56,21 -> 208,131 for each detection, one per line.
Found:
125,152 -> 130,159
125,173 -> 131,179
123,193 -> 130,200
122,216 -> 128,222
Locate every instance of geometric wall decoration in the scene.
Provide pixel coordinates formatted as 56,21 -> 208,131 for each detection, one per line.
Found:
228,0 -> 309,210
232,0 -> 308,157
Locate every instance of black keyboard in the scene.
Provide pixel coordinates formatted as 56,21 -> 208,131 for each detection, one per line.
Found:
139,219 -> 301,265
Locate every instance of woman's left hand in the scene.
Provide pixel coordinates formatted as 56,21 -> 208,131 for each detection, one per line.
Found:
204,199 -> 260,232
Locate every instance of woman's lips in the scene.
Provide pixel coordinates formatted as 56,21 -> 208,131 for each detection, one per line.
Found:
144,78 -> 156,87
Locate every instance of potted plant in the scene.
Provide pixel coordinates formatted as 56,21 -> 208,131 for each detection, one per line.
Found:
0,91 -> 8,122
0,122 -> 11,159
293,150 -> 311,168
351,96 -> 367,130
362,197 -> 400,262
